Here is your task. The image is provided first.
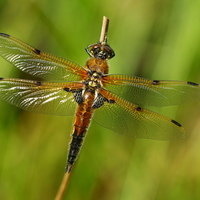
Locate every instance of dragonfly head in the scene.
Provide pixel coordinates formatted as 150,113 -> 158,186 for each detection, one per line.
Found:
85,43 -> 115,60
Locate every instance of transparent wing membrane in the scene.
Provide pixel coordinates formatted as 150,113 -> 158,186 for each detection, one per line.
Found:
93,89 -> 185,140
0,33 -> 86,81
103,74 -> 200,107
0,78 -> 82,116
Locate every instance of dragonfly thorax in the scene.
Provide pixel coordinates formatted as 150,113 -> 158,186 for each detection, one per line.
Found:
83,71 -> 103,90
85,57 -> 109,74
88,80 -> 100,88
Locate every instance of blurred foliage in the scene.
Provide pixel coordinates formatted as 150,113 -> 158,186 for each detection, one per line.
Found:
0,0 -> 200,200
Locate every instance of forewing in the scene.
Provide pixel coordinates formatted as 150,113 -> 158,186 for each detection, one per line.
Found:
93,89 -> 185,140
103,74 -> 200,107
0,33 -> 87,81
0,78 -> 82,115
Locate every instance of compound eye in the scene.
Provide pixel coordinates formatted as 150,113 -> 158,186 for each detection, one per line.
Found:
92,46 -> 101,56
103,45 -> 115,59
85,44 -> 97,57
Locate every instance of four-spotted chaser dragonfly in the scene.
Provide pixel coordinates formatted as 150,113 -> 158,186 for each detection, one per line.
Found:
0,19 -> 199,172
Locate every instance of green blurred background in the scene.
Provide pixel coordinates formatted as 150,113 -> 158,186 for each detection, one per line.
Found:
1,0 -> 200,199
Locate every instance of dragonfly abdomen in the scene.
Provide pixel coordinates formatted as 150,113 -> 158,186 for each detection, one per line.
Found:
66,91 -> 95,172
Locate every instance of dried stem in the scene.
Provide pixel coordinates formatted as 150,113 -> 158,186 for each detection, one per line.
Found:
99,16 -> 110,44
54,171 -> 71,200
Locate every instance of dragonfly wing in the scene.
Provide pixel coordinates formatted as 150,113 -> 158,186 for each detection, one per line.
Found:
103,74 -> 200,107
93,89 -> 185,140
0,78 -> 82,115
0,33 -> 87,81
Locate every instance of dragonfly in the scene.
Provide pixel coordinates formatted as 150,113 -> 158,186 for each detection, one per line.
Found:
0,18 -> 200,173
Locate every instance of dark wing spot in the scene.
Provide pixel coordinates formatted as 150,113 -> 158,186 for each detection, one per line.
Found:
0,77 -> 3,80
0,33 -> 10,37
136,106 -> 142,111
152,80 -> 160,85
33,48 -> 41,55
171,119 -> 182,127
187,81 -> 199,86
108,99 -> 115,104
63,88 -> 70,92
35,81 -> 42,86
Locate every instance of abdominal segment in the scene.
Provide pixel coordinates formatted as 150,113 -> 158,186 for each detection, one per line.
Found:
66,91 -> 95,173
